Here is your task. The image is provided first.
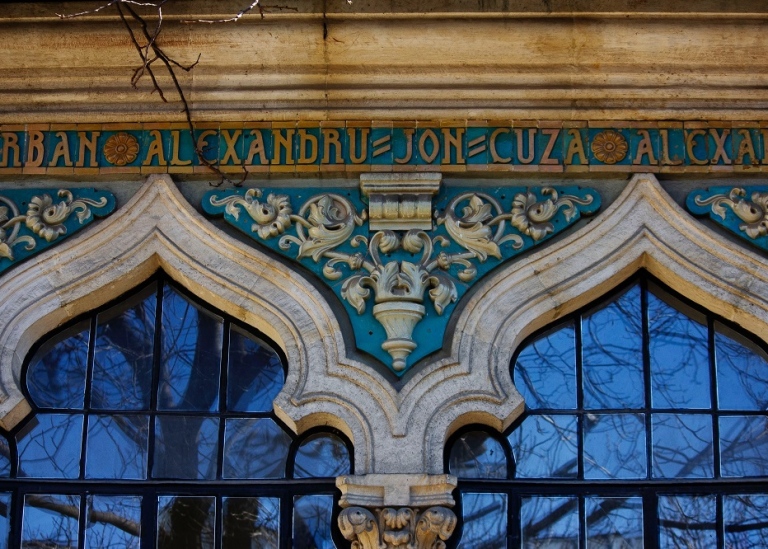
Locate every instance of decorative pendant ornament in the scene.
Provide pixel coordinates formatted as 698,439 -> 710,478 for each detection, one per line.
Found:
0,188 -> 116,275
687,186 -> 768,249
204,176 -> 600,375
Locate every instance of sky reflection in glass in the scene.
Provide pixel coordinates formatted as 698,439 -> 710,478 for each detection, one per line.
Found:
22,494 -> 79,549
17,414 -> 83,479
658,495 -> 716,549
458,493 -> 507,549
223,497 -> 279,549
511,414 -> 577,479
719,416 -> 768,477
723,494 -> 768,547
85,414 -> 148,479
652,413 -> 713,479
449,431 -> 507,479
86,495 -> 141,549
585,496 -> 643,549
27,324 -> 89,410
294,433 -> 351,478
522,496 -> 578,548
227,326 -> 284,413
293,495 -> 335,549
515,323 -> 576,410
223,418 -> 290,479
583,413 -> 646,479
715,325 -> 768,411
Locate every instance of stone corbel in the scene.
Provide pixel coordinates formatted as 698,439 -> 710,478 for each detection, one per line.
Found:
360,173 -> 442,231
337,474 -> 458,549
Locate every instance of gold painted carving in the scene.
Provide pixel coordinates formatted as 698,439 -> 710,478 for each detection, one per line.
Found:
339,506 -> 457,549
694,188 -> 768,239
103,132 -> 139,166
591,130 -> 628,164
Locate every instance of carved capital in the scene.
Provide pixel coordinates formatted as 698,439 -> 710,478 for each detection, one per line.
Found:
339,506 -> 457,549
360,173 -> 442,231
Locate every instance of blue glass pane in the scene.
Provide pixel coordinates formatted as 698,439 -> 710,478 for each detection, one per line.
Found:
158,286 -> 223,412
223,418 -> 290,479
22,494 -> 80,549
515,323 -> 576,410
85,414 -> 148,479
723,494 -> 768,548
720,416 -> 768,477
86,495 -> 141,548
17,413 -> 83,479
153,416 -> 219,480
157,495 -> 215,549
658,495 -> 716,549
716,325 -> 768,411
294,433 -> 351,478
0,493 -> 9,549
648,287 -> 710,409
449,431 -> 507,479
582,285 -> 644,409
92,287 -> 156,410
586,497 -> 643,549
223,497 -> 280,549
584,413 -> 646,480
227,326 -> 284,412
458,493 -> 507,549
27,323 -> 89,409
521,496 -> 578,548
0,437 -> 11,478
652,414 -> 713,479
293,495 -> 335,549
511,414 -> 577,479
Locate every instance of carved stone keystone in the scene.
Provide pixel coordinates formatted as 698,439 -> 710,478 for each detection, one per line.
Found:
360,173 -> 442,231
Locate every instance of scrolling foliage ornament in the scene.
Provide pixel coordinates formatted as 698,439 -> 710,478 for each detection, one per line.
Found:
203,185 -> 600,375
687,186 -> 768,251
0,188 -> 115,275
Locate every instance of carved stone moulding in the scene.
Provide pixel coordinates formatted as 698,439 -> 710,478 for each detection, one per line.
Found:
0,188 -> 116,275
687,186 -> 768,251
203,174 -> 600,375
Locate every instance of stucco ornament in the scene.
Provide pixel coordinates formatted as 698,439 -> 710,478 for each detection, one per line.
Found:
0,189 -> 115,272
591,130 -> 628,164
103,132 -> 139,166
204,182 -> 600,375
687,186 -> 768,250
338,506 -> 456,549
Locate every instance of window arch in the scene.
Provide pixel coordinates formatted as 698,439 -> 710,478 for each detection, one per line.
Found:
0,272 -> 352,548
447,273 -> 768,548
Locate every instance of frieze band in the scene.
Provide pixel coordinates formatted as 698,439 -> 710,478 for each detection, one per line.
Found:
1,122 -> 767,175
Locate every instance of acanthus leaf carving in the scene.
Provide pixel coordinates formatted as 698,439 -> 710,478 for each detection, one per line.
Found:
339,506 -> 457,549
687,186 -> 768,245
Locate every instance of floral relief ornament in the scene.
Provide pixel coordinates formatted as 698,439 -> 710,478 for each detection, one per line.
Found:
103,132 -> 140,166
205,185 -> 599,374
687,186 -> 768,246
591,129 -> 628,164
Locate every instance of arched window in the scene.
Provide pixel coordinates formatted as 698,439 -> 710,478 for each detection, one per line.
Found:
447,274 -> 768,548
0,273 -> 352,548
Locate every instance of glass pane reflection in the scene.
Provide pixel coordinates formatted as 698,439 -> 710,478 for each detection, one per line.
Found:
158,286 -> 223,412
458,493 -> 507,549
648,288 -> 710,409
86,495 -> 141,549
293,495 -> 335,549
92,288 -> 156,411
223,418 -> 290,479
0,493 -> 9,549
583,414 -> 646,480
157,495 -> 215,549
723,494 -> 768,547
227,327 -> 284,413
720,416 -> 768,477
154,416 -> 219,480
86,414 -> 148,479
22,494 -> 80,549
515,323 -> 576,410
716,326 -> 768,411
586,497 -> 643,549
582,285 -> 644,410
17,414 -> 83,479
294,434 -> 351,478
521,496 -> 578,548
449,431 -> 507,479
652,414 -> 713,479
511,415 -> 577,479
223,497 -> 279,549
658,495 -> 716,549
27,323 -> 89,410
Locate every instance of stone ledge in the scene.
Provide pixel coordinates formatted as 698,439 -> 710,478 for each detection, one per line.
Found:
337,474 -> 458,509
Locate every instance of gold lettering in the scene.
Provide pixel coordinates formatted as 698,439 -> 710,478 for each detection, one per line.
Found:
762,130 -> 768,165
441,128 -> 465,164
489,128 -> 511,163
48,132 -> 73,167
143,130 -> 166,166
418,129 -> 439,163
660,129 -> 682,166
540,129 -> 560,165
632,130 -> 658,165
245,130 -> 269,165
220,130 -> 241,165
170,130 -> 192,166
348,128 -> 369,164
196,130 -> 217,162
515,129 -> 536,164
76,131 -> 100,167
26,131 -> 45,167
710,129 -> 731,165
564,130 -> 587,165
0,133 -> 20,167
273,129 -> 295,164
685,130 -> 708,165
298,129 -> 318,164
394,129 -> 414,164
322,129 -> 343,164
736,130 -> 757,165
